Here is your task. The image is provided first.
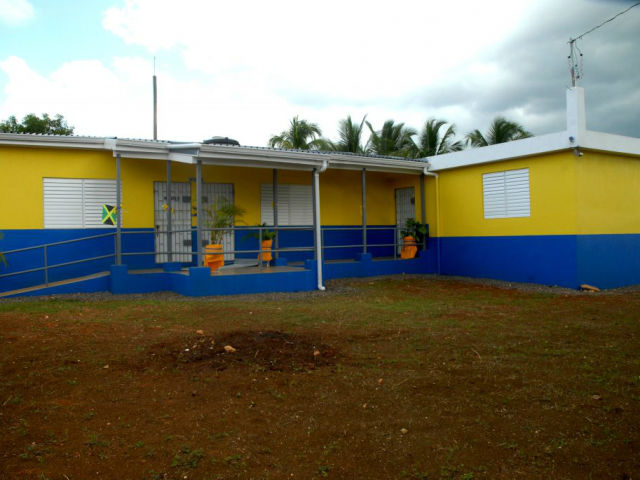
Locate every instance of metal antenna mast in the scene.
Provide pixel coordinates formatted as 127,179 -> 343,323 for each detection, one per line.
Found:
153,57 -> 158,140
568,2 -> 640,86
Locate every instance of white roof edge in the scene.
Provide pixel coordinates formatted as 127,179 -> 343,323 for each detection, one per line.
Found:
582,130 -> 640,156
0,132 -> 106,149
428,131 -> 571,171
197,143 -> 427,173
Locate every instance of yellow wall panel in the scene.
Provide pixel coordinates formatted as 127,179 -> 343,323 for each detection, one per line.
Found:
436,152 -> 578,237
0,146 -> 116,229
0,145 -> 430,231
576,151 -> 640,234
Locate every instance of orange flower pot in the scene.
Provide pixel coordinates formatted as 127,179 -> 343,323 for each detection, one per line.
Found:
259,239 -> 273,262
204,244 -> 224,273
400,236 -> 417,259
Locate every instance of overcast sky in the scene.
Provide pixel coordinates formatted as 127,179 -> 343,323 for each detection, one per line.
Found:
0,0 -> 638,146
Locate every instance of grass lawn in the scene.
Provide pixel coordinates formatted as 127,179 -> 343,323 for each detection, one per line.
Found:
0,276 -> 638,479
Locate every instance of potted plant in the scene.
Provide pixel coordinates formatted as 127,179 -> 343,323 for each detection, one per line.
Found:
400,218 -> 427,259
203,199 -> 245,273
257,223 -> 277,265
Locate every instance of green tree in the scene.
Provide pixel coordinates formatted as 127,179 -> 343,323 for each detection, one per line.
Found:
409,118 -> 463,158
0,113 -> 74,135
268,116 -> 324,150
328,115 -> 368,154
365,119 -> 416,156
466,116 -> 532,147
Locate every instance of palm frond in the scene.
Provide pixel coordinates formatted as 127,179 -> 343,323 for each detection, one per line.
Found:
268,116 -> 323,150
467,116 -> 532,147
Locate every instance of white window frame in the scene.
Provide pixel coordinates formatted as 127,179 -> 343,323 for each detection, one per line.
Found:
261,184 -> 313,226
482,168 -> 530,219
44,178 -> 118,228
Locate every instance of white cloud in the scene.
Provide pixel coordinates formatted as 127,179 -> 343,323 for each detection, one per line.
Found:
2,0 -> 637,149
0,0 -> 34,26
0,55 -> 306,145
102,0 -> 529,106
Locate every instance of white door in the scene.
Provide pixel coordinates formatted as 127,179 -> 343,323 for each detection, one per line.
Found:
395,187 -> 415,253
202,183 -> 235,261
154,182 -> 192,263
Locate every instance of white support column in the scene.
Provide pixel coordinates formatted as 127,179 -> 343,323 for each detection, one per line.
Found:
273,168 -> 279,258
196,159 -> 203,266
361,168 -> 367,253
312,168 -> 325,291
166,160 -> 172,263
115,153 -> 122,265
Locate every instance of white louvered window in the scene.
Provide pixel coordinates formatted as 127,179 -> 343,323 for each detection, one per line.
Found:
261,184 -> 313,225
44,178 -> 118,228
483,168 -> 530,219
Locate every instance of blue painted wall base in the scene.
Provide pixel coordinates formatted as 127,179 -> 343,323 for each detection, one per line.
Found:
439,234 -> 640,289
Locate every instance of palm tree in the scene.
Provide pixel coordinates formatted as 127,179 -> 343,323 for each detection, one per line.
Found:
268,116 -> 324,150
409,118 -> 464,158
366,120 -> 416,156
466,116 -> 532,147
329,115 -> 368,154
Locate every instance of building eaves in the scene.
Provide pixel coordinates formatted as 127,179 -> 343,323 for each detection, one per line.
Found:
426,131 -> 572,172
0,132 -> 107,150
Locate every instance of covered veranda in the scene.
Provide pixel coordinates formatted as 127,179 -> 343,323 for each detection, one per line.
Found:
106,139 -> 434,295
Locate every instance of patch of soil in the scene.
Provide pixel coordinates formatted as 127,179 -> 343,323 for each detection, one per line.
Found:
148,330 -> 337,371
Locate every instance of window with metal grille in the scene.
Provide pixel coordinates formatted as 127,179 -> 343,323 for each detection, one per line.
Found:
43,178 -> 118,228
260,184 -> 313,225
482,168 -> 530,219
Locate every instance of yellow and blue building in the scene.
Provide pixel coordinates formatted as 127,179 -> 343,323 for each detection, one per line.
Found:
0,87 -> 638,296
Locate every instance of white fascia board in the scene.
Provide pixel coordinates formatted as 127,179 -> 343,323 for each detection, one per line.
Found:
327,162 -> 426,174
428,131 -> 571,171
110,150 -> 170,160
327,155 -> 428,173
198,144 -> 324,170
0,132 -> 106,150
167,152 -> 196,164
582,130 -> 640,157
198,144 -> 426,173
198,152 -> 321,170
202,158 -> 318,171
110,139 -> 170,160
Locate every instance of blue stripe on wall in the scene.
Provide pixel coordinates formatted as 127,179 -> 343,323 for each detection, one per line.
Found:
0,225 -> 415,293
439,234 -> 640,289
0,228 -> 154,292
233,225 -> 403,262
439,235 -> 579,288
577,234 -> 640,289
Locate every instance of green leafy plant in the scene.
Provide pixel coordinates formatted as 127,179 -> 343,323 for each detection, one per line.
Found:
244,223 -> 276,242
204,198 -> 245,245
259,224 -> 276,241
400,218 -> 427,244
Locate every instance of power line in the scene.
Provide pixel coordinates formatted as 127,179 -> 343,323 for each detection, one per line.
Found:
572,1 -> 640,41
568,1 -> 640,87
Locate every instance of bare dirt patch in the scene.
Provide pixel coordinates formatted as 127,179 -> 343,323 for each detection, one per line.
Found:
148,330 -> 338,372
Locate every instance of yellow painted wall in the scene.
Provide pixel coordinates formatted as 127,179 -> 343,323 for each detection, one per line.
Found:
127,164 -> 407,228
435,152 -> 578,237
320,170 -> 400,225
0,145 -> 414,229
0,146 -> 117,229
576,151 -> 640,234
